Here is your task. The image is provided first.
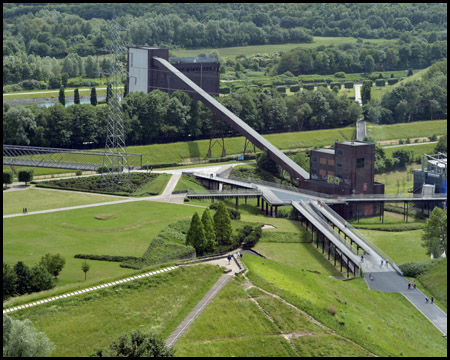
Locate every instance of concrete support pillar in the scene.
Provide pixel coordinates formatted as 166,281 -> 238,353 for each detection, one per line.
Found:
235,197 -> 239,210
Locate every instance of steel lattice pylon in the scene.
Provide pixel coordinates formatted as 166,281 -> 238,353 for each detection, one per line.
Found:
101,21 -> 131,190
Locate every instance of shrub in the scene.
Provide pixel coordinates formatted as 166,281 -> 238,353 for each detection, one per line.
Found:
399,260 -> 433,277
330,82 -> 341,89
344,81 -> 354,89
327,304 -> 338,316
334,72 -> 346,78
387,78 -> 398,85
18,169 -> 34,185
276,86 -> 286,93
302,84 -> 314,90
316,82 -> 327,88
362,80 -> 373,87
289,85 -> 300,92
75,170 -> 82,176
3,171 -> 13,187
219,87 -> 230,94
375,79 -> 386,87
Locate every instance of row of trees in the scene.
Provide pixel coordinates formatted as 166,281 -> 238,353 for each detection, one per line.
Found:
3,84 -> 362,148
186,205 -> 230,255
275,38 -> 446,77
3,254 -> 65,301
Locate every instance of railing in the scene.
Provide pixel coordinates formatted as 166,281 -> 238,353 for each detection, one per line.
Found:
338,192 -> 447,200
187,189 -> 262,196
320,202 -> 403,275
295,201 -> 358,255
228,175 -> 334,199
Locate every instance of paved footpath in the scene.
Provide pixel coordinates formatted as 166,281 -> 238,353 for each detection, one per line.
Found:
362,264 -> 447,336
165,273 -> 232,348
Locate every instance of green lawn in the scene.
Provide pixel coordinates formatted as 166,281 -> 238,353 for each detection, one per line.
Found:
3,188 -> 124,215
357,229 -> 428,265
367,120 -> 447,143
3,201 -> 203,288
242,255 -> 447,357
253,242 -> 343,277
9,265 -> 222,357
172,36 -> 394,59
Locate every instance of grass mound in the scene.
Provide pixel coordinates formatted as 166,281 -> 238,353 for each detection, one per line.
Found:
95,214 -> 117,220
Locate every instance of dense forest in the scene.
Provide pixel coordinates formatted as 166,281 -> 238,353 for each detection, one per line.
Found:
3,3 -> 447,86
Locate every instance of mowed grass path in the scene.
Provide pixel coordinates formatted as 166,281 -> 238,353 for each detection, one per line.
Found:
3,187 -> 125,215
10,265 -> 223,357
3,201 -> 202,287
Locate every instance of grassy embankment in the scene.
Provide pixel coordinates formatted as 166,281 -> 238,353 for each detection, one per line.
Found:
8,265 -> 223,357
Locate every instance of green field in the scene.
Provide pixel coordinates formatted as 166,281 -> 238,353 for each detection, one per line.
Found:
172,36 -> 394,59
367,120 -> 447,143
3,201 -> 202,288
3,188 -> 124,215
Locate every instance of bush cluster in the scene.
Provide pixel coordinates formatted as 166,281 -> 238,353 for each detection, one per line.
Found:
399,260 -> 433,277
209,203 -> 241,220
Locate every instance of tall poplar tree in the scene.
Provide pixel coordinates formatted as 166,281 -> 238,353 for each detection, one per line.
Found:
201,208 -> 217,252
58,86 -> 65,106
186,213 -> 207,255
213,202 -> 232,245
90,87 -> 97,106
74,88 -> 80,104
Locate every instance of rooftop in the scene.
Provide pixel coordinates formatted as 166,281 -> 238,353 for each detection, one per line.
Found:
339,140 -> 372,146
170,57 -> 218,64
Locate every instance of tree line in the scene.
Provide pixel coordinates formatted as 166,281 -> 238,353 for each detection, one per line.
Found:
362,60 -> 447,124
3,3 -> 445,58
3,83 -> 363,149
3,254 -> 65,302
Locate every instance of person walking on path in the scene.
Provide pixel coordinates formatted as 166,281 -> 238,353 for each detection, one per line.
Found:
408,282 -> 411,290
425,296 -> 429,303
227,255 -> 231,264
413,281 -> 416,289
431,296 -> 434,304
380,258 -> 384,266
361,255 -> 364,262
385,259 -> 389,266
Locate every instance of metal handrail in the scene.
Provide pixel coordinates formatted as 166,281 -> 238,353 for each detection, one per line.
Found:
319,201 -> 403,275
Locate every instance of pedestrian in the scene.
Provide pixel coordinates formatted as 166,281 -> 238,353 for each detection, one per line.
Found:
25,207 -> 27,214
413,281 -> 416,289
23,208 -> 25,214
361,255 -> 364,262
431,296 -> 434,304
381,258 -> 384,266
408,282 -> 411,290
425,296 -> 429,303
227,255 -> 231,264
385,259 -> 389,266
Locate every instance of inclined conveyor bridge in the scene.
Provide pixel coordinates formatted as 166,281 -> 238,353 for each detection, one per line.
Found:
152,56 -> 310,182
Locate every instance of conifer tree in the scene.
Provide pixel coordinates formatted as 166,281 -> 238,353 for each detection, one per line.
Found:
74,88 -> 80,104
90,87 -> 97,106
201,208 -> 217,252
186,213 -> 207,255
58,86 -> 65,106
213,202 -> 232,245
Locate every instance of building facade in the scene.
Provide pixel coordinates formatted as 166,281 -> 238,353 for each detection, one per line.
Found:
127,47 -> 220,98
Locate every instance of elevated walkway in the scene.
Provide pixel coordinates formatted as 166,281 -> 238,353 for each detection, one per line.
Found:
292,200 -> 361,277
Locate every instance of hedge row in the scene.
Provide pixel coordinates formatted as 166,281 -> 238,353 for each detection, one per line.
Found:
74,254 -> 143,262
399,260 -> 433,277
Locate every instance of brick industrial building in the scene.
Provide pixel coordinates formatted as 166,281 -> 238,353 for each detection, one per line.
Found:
127,47 -> 220,98
304,140 -> 385,219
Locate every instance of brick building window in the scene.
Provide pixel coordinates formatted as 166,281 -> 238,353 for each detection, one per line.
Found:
357,158 -> 365,168
336,161 -> 343,168
311,156 -> 318,163
337,149 -> 344,156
